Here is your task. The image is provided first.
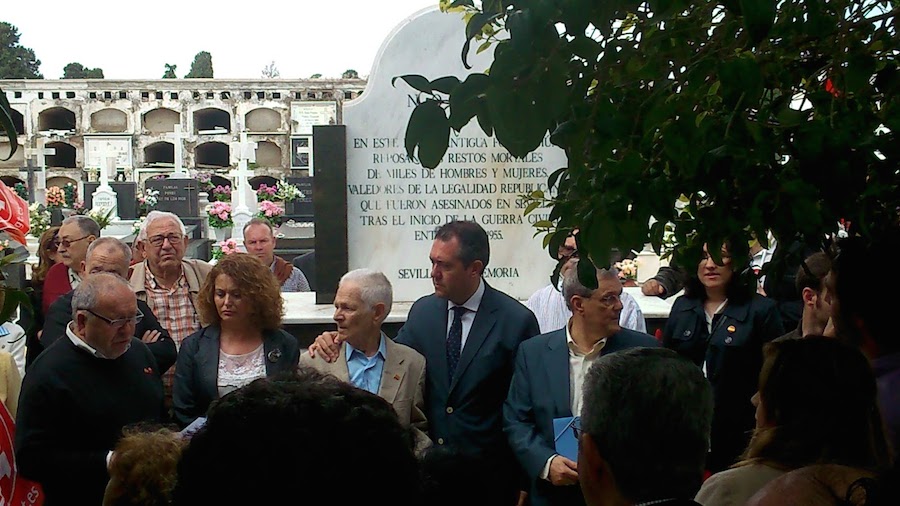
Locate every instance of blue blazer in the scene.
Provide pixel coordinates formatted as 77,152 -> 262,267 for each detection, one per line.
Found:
396,281 -> 540,459
172,325 -> 299,427
504,327 -> 660,506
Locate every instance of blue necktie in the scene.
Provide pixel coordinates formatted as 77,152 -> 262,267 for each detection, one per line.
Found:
447,306 -> 467,380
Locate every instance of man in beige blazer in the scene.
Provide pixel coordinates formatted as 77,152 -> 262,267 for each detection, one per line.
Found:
300,268 -> 431,453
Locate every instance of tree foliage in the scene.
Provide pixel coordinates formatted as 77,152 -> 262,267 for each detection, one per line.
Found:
162,63 -> 177,78
401,0 -> 899,275
342,69 -> 360,79
0,22 -> 42,79
185,51 -> 214,78
261,61 -> 280,79
62,62 -> 104,79
310,73 -> 323,79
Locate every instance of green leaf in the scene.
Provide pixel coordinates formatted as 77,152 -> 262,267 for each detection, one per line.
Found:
524,200 -> 541,215
462,12 -> 502,69
476,41 -> 492,54
448,0 -> 474,7
406,100 -> 450,169
448,74 -> 489,131
547,167 -> 567,191
0,88 -> 18,161
0,288 -> 32,326
431,76 -> 461,95
845,54 -> 876,93
392,74 -> 433,94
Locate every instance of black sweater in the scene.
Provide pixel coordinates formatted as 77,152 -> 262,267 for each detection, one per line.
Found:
15,336 -> 164,506
42,291 -> 177,375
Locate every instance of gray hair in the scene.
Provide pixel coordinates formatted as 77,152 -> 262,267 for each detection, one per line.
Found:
86,237 -> 132,265
581,347 -> 713,502
561,258 -> 619,311
71,272 -> 134,319
62,215 -> 100,238
243,217 -> 275,236
339,268 -> 393,317
138,211 -> 186,241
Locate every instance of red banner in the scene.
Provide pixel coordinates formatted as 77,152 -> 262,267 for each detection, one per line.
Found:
0,404 -> 44,505
0,181 -> 29,245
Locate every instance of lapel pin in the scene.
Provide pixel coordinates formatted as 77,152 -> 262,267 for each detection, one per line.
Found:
725,336 -> 733,344
393,374 -> 401,381
683,330 -> 692,337
727,325 -> 736,333
267,349 -> 282,363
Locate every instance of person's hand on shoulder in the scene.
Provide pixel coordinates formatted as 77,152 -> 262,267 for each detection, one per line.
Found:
307,331 -> 341,362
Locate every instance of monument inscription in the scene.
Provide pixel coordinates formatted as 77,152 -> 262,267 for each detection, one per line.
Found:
344,7 -> 559,301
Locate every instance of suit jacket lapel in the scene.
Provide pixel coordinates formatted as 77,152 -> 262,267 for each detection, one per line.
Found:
379,337 -> 404,404
450,285 -> 497,393
546,330 -> 572,417
332,342 -> 351,382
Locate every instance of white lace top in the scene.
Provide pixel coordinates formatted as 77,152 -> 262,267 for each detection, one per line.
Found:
217,344 -> 266,397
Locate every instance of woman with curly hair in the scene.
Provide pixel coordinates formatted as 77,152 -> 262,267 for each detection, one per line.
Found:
696,337 -> 891,505
103,426 -> 185,506
172,253 -> 299,427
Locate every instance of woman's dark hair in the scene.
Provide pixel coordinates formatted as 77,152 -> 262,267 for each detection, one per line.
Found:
738,337 -> 891,471
683,237 -> 754,304
33,226 -> 60,283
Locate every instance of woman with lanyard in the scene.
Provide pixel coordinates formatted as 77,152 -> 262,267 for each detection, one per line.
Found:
663,239 -> 784,473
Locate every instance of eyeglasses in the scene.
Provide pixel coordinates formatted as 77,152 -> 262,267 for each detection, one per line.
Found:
54,235 -> 90,249
591,293 -> 622,307
83,308 -> 144,328
147,233 -> 185,247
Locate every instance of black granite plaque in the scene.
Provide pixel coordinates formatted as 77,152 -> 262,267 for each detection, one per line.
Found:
145,179 -> 200,217
285,177 -> 314,219
84,182 -> 138,220
312,125 -> 347,304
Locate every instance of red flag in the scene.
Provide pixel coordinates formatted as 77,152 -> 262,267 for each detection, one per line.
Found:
0,181 -> 29,245
0,403 -> 44,505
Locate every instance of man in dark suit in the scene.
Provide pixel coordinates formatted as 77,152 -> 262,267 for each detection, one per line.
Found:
505,260 -> 659,506
312,220 -> 540,502
41,237 -> 176,374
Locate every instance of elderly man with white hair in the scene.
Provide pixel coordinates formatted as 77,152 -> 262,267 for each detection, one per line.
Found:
129,211 -> 212,400
300,268 -> 430,453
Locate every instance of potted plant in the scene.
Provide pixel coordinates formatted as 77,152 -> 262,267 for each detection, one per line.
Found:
614,259 -> 640,287
210,185 -> 232,202
210,238 -> 239,264
27,203 -> 51,239
275,180 -> 304,202
206,202 -> 233,241
137,188 -> 159,217
257,201 -> 284,227
87,207 -> 115,230
255,183 -> 277,202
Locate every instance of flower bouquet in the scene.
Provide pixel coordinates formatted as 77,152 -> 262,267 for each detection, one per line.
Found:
88,207 -> 115,230
614,259 -> 639,286
28,203 -> 51,238
46,186 -> 66,209
211,238 -> 239,261
206,201 -> 233,229
137,188 -> 159,216
257,200 -> 284,226
256,183 -> 277,202
275,181 -> 304,202
211,185 -> 232,202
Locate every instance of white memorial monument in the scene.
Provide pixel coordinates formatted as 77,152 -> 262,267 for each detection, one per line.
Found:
229,130 -> 258,244
91,156 -> 119,221
343,7 -> 559,301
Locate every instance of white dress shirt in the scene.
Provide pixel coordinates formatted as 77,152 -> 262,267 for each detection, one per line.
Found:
446,278 -> 485,351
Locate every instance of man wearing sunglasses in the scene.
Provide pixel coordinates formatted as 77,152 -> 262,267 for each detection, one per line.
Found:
41,238 -> 177,375
41,215 -> 99,314
504,259 -> 659,506
16,273 -> 165,506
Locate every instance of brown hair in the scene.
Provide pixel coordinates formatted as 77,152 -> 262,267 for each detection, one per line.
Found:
32,226 -> 60,283
738,337 -> 891,471
197,253 -> 284,330
103,427 -> 185,506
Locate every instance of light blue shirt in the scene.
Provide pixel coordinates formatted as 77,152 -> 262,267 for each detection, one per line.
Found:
346,333 -> 387,395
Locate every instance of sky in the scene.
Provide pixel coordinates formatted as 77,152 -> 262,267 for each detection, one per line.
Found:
5,0 -> 438,80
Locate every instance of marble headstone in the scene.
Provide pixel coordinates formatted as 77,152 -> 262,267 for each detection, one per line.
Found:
343,6 -> 560,301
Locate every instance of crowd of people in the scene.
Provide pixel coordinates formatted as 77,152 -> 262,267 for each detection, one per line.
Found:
2,212 -> 897,506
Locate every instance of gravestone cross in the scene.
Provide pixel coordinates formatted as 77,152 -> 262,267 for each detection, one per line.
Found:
228,130 -> 258,244
166,124 -> 191,179
22,139 -> 55,204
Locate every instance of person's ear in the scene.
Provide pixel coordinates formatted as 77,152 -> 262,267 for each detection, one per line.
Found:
372,302 -> 387,325
74,310 -> 89,336
469,259 -> 484,277
801,287 -> 817,308
571,295 -> 586,315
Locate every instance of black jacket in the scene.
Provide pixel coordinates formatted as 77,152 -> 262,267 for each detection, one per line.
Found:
663,294 -> 784,472
41,291 -> 177,375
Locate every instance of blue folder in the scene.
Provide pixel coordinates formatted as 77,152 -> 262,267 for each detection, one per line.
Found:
553,416 -> 579,461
